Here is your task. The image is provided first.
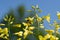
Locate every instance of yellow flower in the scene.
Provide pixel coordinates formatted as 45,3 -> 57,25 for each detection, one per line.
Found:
53,21 -> 60,30
45,14 -> 50,23
17,38 -> 21,40
45,30 -> 54,35
25,17 -> 34,21
39,35 -> 46,40
56,31 -> 59,34
4,15 -> 14,23
2,28 -> 8,34
22,22 -> 30,27
0,34 -> 4,38
23,29 -> 29,39
29,26 -> 35,30
55,24 -> 60,30
39,24 -> 44,28
39,34 -> 59,40
10,21 -> 13,24
44,34 -> 51,39
39,34 -> 50,40
50,36 -> 59,40
4,36 -> 8,39
0,27 -> 3,33
2,28 -> 9,38
23,29 -> 33,39
28,31 -> 33,34
57,11 -> 60,20
4,17 -> 8,21
37,17 -> 42,22
14,31 -> 23,36
36,14 -> 42,22
25,17 -> 34,24
0,28 -> 9,39
0,24 -> 5,26
13,24 -> 21,28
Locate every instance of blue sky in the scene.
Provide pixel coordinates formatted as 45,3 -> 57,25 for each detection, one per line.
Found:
0,0 -> 60,29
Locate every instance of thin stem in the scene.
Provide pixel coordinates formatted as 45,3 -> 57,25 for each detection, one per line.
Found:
8,22 -> 11,40
54,27 -> 57,40
34,8 -> 40,40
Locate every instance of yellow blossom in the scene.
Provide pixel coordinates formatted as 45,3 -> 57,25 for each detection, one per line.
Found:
23,29 -> 33,39
22,22 -> 30,27
45,30 -> 54,35
36,14 -> 42,22
0,27 -> 3,33
10,21 -> 13,24
0,24 -> 5,26
39,35 -> 46,40
13,24 -> 21,28
23,29 -> 29,39
0,28 -> 9,39
25,17 -> 34,24
4,36 -> 8,39
4,17 -> 8,21
37,17 -> 42,22
44,34 -> 51,39
29,26 -> 35,30
25,17 -> 34,21
57,11 -> 60,20
50,36 -> 59,40
39,24 -> 44,28
39,34 -> 59,40
45,14 -> 50,23
14,31 -> 23,36
0,34 -> 4,38
17,38 -> 21,40
2,28 -> 9,38
53,21 -> 60,30
3,28 -> 9,34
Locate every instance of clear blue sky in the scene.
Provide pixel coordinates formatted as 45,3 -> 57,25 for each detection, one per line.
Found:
0,0 -> 60,29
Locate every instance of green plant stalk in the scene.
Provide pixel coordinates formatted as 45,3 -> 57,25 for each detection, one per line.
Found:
54,27 -> 57,40
34,8 -> 40,40
8,22 -> 11,40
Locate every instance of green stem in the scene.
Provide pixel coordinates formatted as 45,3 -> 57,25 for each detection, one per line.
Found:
8,22 -> 11,40
34,8 -> 40,40
54,27 -> 57,40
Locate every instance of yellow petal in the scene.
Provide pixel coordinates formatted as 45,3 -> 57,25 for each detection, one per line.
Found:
23,30 -> 29,39
57,11 -> 60,20
45,30 -> 54,35
39,24 -> 44,28
38,35 -> 45,40
22,22 -> 30,27
17,38 -> 21,40
14,31 -> 23,36
45,14 -> 50,23
0,27 -> 3,33
13,24 -> 21,28
29,27 -> 35,30
44,34 -> 51,39
37,17 -> 42,22
0,24 -> 5,26
3,28 -> 8,34
50,36 -> 59,40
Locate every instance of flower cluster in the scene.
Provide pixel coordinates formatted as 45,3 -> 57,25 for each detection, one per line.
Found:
0,27 -> 9,40
0,5 -> 60,40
